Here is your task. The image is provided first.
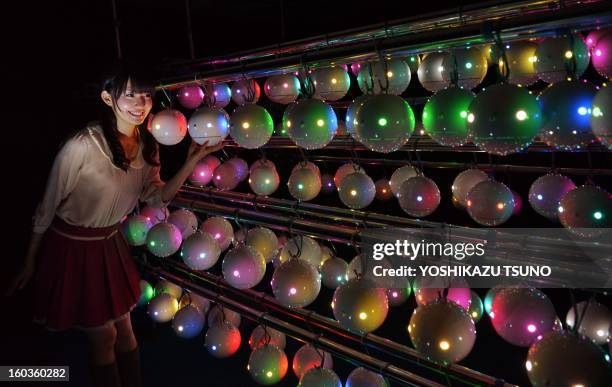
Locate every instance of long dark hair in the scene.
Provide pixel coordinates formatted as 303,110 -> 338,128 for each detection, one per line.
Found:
98,62 -> 159,171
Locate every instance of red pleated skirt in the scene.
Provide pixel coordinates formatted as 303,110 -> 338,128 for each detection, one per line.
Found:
33,217 -> 141,331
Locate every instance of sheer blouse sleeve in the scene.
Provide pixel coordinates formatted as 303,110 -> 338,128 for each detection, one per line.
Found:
32,133 -> 90,234
140,147 -> 169,209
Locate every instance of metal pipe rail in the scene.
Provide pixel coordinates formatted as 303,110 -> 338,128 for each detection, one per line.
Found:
136,254 -> 516,386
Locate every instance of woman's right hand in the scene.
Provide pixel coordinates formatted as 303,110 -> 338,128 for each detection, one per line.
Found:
5,260 -> 35,296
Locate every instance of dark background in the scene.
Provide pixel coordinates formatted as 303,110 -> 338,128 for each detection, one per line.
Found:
2,1 -> 610,386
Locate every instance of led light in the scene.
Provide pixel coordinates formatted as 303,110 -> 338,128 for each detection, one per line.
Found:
378,117 -> 388,126
526,360 -> 532,371
242,122 -> 250,129
577,106 -> 588,115
439,340 -> 450,351
289,287 -> 297,295
316,119 -> 325,127
387,71 -> 394,77
460,110 -> 468,118
558,206 -> 564,213
516,110 -> 528,120
233,270 -> 240,277
465,62 -> 473,69
497,202 -> 505,210
593,211 -> 603,220
416,195 -> 423,202
359,312 -> 368,320
467,113 -> 475,123
527,324 -> 537,333
565,50 -> 573,59
350,189 -> 357,196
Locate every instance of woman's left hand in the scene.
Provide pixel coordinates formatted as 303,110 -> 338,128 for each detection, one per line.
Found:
186,140 -> 224,165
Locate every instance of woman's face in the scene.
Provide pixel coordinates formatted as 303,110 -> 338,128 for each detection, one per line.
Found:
102,78 -> 153,127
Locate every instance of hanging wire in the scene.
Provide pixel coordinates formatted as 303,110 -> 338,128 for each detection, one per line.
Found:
492,30 -> 510,83
160,86 -> 173,109
565,32 -> 578,80
374,39 -> 390,94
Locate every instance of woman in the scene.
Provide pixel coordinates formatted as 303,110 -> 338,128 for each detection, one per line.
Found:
7,63 -> 222,387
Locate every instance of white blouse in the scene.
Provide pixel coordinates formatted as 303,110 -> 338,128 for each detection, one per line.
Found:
32,122 -> 167,234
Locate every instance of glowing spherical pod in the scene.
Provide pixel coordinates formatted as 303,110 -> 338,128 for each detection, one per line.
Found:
172,305 -> 205,339
338,172 -> 376,209
291,161 -> 321,177
288,165 -> 322,201
346,95 -> 371,142
374,179 -> 393,201
277,235 -> 322,268
138,279 -> 154,306
451,169 -> 489,209
227,157 -> 249,182
539,80 -> 597,150
177,85 -> 204,110
167,209 -> 198,239
347,367 -> 388,387
246,227 -> 279,263
566,300 -> 611,345
413,276 -> 471,310
151,109 -> 188,146
408,299 -> 476,364
249,325 -> 287,350
222,244 -> 266,289
212,162 -> 241,191
204,321 -> 241,358
397,176 -> 441,217
283,99 -> 338,149
587,29 -> 610,49
490,287 -> 556,347
321,257 -> 349,289
321,174 -> 336,194
293,344 -> 334,380
248,344 -> 289,385
201,216 -> 234,251
526,331 -> 612,387
148,293 -> 179,323
189,160 -> 213,186
441,47 -> 488,89
334,162 -> 365,187
271,259 -> 321,308
154,279 -> 183,300
499,40 -> 539,85
140,206 -> 169,226
146,222 -> 182,257
122,215 -> 153,246
467,291 -> 484,323
229,104 -> 274,149
535,35 -> 589,83
591,85 -> 612,149
332,278 -> 389,334
528,174 -> 576,221
417,51 -> 450,92
422,87 -> 475,146
312,65 -> 351,101
389,165 -> 419,197
466,180 -> 515,226
208,305 -> 241,327
357,59 -> 411,95
354,94 -> 415,153
264,74 -> 301,104
592,32 -> 612,77
298,368 -> 342,387
187,107 -> 229,146
467,83 -> 541,155
558,185 -> 612,238
180,231 -> 221,271
249,160 -> 280,196
231,79 -> 261,105
205,83 -> 232,109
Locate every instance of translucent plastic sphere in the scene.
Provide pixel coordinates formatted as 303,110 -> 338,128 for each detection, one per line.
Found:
587,29 -> 610,49
167,209 -> 198,239
293,344 -> 333,380
332,278 -> 389,334
206,83 -> 232,109
357,59 -> 411,95
271,259 -> 321,308
387,283 -> 411,307
146,222 -> 182,257
248,344 -> 289,385
298,368 -> 342,387
154,279 -> 183,300
178,291 -> 210,316
321,257 -> 349,289
466,180 -> 515,226
222,244 -> 266,289
539,80 -> 597,150
346,95 -> 371,142
264,74 -> 301,104
559,185 -> 612,238
389,165 -> 419,197
354,94 -> 415,153
204,321 -> 241,358
346,367 -> 388,387
212,162 -> 241,191
417,52 -> 450,92
230,104 -> 274,149
177,85 -> 204,110
246,227 -> 279,263
188,107 -> 229,146
338,172 -> 376,209
140,206 -> 169,226
291,161 -> 321,177
593,32 -> 612,77
452,169 -> 489,209
312,66 -> 351,101
122,215 -> 153,246
591,85 -> 612,149
151,109 -> 188,146
189,160 -> 213,186
148,293 -> 179,323
228,157 -> 249,182
535,35 -> 589,83
468,291 -> 484,323
321,174 -> 336,194
413,276 -> 471,310
422,87 -> 474,146
208,305 -> 241,327
172,305 -> 205,339
231,79 -> 261,105
528,174 -> 576,221
397,176 -> 441,217
138,279 -> 154,306
249,325 -> 287,350
334,163 -> 365,187
283,99 -> 338,149
566,301 -> 612,345
180,231 -> 221,270
467,83 -> 541,155
374,179 -> 393,201
408,299 -> 476,364
201,216 -> 234,251
500,40 -> 539,85
278,235 -> 322,268
288,166 -> 322,201
526,331 -> 612,387
441,47 -> 488,89
490,287 -> 556,347
249,163 -> 280,196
